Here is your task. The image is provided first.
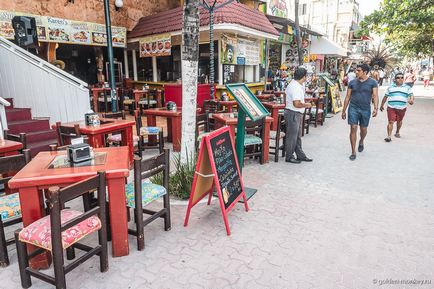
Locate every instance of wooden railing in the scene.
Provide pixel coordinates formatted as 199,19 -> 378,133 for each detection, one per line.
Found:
0,36 -> 90,124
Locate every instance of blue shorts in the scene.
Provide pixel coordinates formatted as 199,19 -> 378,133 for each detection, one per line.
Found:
348,105 -> 371,127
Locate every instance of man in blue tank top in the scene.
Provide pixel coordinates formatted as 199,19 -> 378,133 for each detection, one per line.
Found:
342,64 -> 379,160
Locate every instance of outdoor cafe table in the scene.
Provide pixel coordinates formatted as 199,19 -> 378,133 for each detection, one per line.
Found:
212,113 -> 273,163
8,147 -> 130,269
262,101 -> 285,131
219,100 -> 238,112
62,118 -> 135,166
133,90 -> 162,108
143,107 -> 201,152
0,139 -> 23,156
256,94 -> 274,101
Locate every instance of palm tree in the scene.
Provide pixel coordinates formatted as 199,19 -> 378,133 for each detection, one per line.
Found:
181,0 -> 200,164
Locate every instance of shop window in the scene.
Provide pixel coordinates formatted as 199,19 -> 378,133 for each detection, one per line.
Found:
137,57 -> 152,81
223,64 -> 261,84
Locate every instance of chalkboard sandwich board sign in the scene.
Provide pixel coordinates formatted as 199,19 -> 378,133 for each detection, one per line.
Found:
184,126 -> 249,235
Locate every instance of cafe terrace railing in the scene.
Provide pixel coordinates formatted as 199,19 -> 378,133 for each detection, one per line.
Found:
0,36 -> 90,124
0,96 -> 10,139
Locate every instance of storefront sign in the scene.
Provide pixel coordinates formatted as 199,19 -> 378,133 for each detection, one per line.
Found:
0,10 -> 126,47
221,34 -> 260,65
139,33 -> 171,57
266,0 -> 290,18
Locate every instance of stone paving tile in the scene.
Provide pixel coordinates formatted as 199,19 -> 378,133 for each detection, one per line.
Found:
2,84 -> 434,288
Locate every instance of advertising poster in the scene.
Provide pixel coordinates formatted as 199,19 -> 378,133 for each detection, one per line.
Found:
267,0 -> 290,18
221,34 -> 260,65
221,34 -> 237,64
139,33 -> 171,57
0,10 -> 126,48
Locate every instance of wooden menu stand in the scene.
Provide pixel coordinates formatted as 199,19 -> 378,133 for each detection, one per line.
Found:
184,127 -> 249,235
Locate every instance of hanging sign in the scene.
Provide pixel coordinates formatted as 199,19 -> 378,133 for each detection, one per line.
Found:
139,33 -> 171,58
184,127 -> 249,236
266,0 -> 290,18
0,10 -> 126,47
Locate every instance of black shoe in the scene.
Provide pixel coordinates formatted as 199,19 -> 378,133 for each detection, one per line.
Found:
297,157 -> 313,162
349,154 -> 356,161
285,157 -> 301,164
358,143 -> 364,152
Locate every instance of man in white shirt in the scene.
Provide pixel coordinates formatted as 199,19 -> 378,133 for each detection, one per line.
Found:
284,67 -> 313,163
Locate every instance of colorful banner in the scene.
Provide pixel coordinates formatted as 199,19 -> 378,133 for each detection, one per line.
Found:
139,33 -> 171,57
267,0 -> 290,18
0,10 -> 126,47
221,34 -> 260,65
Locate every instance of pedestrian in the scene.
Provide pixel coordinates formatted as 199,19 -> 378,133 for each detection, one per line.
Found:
284,66 -> 313,164
404,68 -> 416,87
380,72 -> 414,142
379,68 -> 385,86
341,63 -> 379,161
422,68 -> 431,88
347,69 -> 356,84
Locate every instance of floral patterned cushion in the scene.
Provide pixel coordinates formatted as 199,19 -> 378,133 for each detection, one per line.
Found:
244,135 -> 262,146
138,99 -> 157,105
18,209 -> 101,251
108,134 -> 140,143
140,127 -> 160,136
0,193 -> 21,221
269,131 -> 285,140
125,181 -> 167,208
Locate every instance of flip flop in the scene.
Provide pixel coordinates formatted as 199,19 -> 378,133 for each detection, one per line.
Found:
358,143 -> 364,152
394,133 -> 401,138
349,154 -> 356,161
384,137 -> 391,142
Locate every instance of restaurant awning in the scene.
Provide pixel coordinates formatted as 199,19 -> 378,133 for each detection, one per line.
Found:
128,1 -> 279,42
310,37 -> 347,57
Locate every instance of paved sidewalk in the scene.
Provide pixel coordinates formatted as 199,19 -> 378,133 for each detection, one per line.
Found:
2,84 -> 434,289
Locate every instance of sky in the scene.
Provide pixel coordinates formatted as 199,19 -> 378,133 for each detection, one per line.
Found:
358,0 -> 382,16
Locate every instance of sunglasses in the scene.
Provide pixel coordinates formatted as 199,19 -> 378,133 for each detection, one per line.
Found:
395,77 -> 404,79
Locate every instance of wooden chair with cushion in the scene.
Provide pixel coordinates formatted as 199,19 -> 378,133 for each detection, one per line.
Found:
0,149 -> 31,267
121,88 -> 135,115
243,117 -> 266,164
101,111 -> 139,147
195,113 -> 210,150
138,90 -> 158,114
55,122 -> 82,146
309,98 -> 325,127
126,149 -> 171,250
135,111 -> 164,157
302,107 -> 312,137
203,100 -> 224,130
15,172 -> 108,289
4,129 -> 27,150
269,114 -> 286,162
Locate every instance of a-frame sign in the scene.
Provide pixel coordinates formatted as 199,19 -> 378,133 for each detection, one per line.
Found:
184,126 -> 249,235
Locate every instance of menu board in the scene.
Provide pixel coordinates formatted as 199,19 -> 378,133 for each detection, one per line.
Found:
0,10 -> 126,47
139,33 -> 171,58
209,130 -> 242,209
184,126 -> 249,235
226,83 -> 269,121
329,86 -> 343,114
221,34 -> 260,65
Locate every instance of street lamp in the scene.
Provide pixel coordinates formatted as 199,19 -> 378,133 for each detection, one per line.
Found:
199,0 -> 239,100
103,0 -> 118,112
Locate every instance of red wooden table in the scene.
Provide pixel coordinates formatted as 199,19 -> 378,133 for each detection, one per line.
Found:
62,118 -> 135,166
219,100 -> 237,112
212,113 -> 273,163
256,94 -> 274,101
143,107 -> 201,152
262,101 -> 285,131
8,147 -> 130,269
0,139 -> 23,156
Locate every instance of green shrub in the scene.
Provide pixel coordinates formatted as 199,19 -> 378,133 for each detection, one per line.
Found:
151,151 -> 197,200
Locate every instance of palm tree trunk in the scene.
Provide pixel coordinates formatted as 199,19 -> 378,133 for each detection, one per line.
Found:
181,0 -> 200,163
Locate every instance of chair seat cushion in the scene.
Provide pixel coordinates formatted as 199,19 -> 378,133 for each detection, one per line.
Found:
123,99 -> 135,105
244,135 -> 263,146
125,181 -> 167,208
18,209 -> 101,251
140,127 -> 160,135
269,131 -> 285,140
108,134 -> 140,143
98,97 -> 112,102
0,193 -> 21,221
311,108 -> 324,114
138,99 -> 157,105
